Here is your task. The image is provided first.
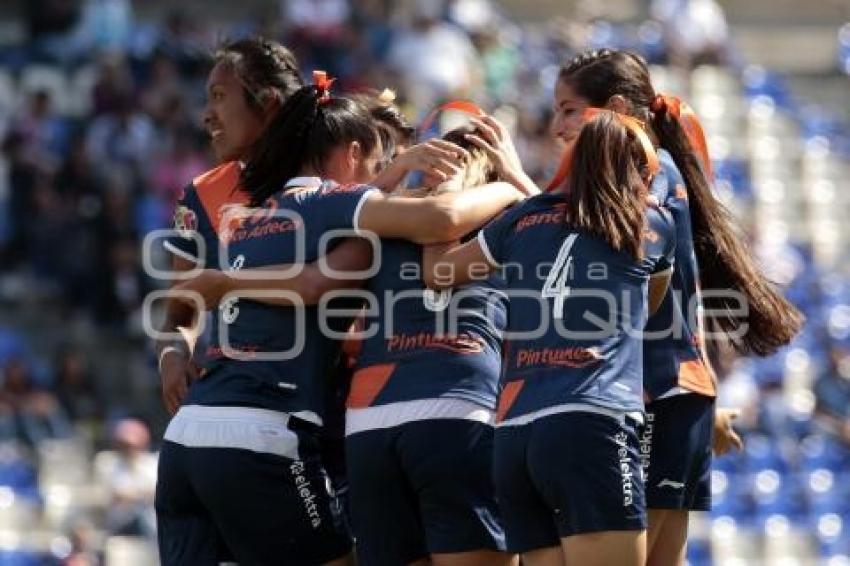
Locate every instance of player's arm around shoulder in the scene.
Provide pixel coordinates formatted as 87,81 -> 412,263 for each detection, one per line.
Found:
357,182 -> 524,245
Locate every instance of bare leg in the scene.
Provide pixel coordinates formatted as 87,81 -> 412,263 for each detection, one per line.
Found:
431,550 -> 517,566
520,546 -> 565,566
646,510 -> 688,566
561,530 -> 646,566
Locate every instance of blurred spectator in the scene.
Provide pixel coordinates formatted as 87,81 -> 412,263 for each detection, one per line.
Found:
78,0 -> 134,54
90,54 -> 135,116
651,0 -> 730,69
54,347 -> 104,427
11,89 -> 71,170
23,0 -> 86,66
386,0 -> 483,110
85,94 -> 156,175
63,517 -> 103,566
814,345 -> 850,441
93,237 -> 151,331
150,129 -> 207,212
153,8 -> 210,75
471,26 -> 520,104
1,132 -> 39,269
284,0 -> 353,77
140,54 -> 183,121
0,358 -> 72,447
94,419 -> 157,537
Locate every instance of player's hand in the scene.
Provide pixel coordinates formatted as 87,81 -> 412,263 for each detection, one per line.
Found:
465,115 -> 539,196
713,407 -> 744,456
400,139 -> 469,181
173,269 -> 230,310
370,139 -> 467,192
159,349 -> 198,416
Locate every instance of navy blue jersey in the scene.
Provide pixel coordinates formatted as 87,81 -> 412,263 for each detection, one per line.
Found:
165,162 -> 249,269
479,193 -> 675,421
349,238 -> 507,410
170,174 -> 376,419
643,150 -> 715,400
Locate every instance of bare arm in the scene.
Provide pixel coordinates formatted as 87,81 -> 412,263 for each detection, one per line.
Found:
173,238 -> 373,309
466,115 -> 540,197
421,238 -> 494,290
358,182 -> 522,245
157,254 -> 201,415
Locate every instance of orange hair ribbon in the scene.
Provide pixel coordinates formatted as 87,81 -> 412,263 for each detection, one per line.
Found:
313,70 -> 336,104
418,100 -> 486,137
546,108 -> 661,192
651,94 -> 712,180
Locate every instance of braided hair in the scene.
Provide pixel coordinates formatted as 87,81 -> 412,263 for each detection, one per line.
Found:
213,38 -> 304,115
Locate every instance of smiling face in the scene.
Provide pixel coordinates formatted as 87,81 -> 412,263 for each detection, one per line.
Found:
551,79 -> 593,145
202,61 -> 269,163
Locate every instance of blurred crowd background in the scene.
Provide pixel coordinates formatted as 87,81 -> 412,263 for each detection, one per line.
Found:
0,0 -> 849,563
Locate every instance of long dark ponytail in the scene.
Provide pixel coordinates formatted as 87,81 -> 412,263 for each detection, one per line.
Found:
559,49 -> 803,355
241,85 -> 379,206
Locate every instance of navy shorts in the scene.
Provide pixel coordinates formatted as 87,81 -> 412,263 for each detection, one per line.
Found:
156,422 -> 351,566
494,410 -> 646,553
346,419 -> 505,565
640,394 -> 713,511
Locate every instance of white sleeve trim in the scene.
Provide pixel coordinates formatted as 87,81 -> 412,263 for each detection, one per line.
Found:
477,230 -> 502,268
351,188 -> 378,235
164,240 -> 200,264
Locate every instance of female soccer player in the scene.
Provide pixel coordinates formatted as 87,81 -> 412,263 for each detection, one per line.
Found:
551,49 -> 803,565
156,79 -> 526,565
157,38 -> 305,417
422,110 -> 676,566
341,125 -> 533,566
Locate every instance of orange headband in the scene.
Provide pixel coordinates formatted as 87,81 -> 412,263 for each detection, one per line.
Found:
651,94 -> 712,180
419,100 -> 486,138
546,108 -> 661,192
313,70 -> 336,104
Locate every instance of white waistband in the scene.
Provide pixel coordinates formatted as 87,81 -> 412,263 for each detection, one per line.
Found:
497,402 -> 644,428
163,405 -> 318,459
345,398 -> 495,436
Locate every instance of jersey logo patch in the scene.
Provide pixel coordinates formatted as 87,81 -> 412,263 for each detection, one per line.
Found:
173,205 -> 198,238
515,203 -> 567,233
386,332 -> 484,355
643,228 -> 660,243
515,346 -> 602,369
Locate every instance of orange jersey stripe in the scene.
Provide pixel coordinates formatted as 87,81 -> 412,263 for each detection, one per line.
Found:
677,359 -> 716,397
193,161 -> 248,237
496,380 -> 525,423
347,363 -> 397,408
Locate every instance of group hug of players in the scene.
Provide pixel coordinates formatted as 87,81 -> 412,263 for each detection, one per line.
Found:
154,37 -> 804,566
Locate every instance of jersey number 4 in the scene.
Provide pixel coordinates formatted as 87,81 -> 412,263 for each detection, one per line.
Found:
542,234 -> 578,319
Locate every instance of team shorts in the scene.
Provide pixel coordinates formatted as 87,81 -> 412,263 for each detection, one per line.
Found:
493,410 -> 646,553
156,417 -> 351,565
346,419 -> 505,565
640,393 -> 713,511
